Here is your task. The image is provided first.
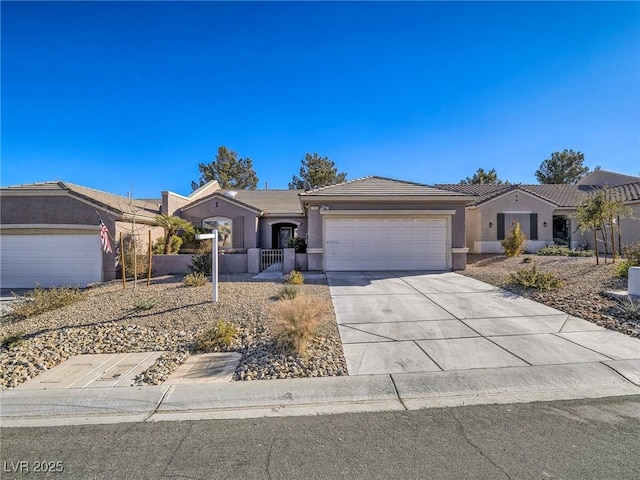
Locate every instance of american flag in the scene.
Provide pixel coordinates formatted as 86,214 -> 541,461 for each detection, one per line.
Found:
99,220 -> 113,253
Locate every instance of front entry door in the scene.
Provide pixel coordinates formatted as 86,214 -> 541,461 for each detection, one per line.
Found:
278,227 -> 293,249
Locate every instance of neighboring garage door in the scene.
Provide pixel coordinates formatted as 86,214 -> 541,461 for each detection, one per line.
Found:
0,234 -> 102,288
324,217 -> 449,271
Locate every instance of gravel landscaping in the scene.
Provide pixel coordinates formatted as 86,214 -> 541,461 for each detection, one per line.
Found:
462,254 -> 640,338
0,274 -> 348,390
2,255 -> 638,390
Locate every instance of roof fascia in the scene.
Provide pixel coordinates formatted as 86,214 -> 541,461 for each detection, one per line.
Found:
181,192 -> 262,214
299,194 -> 474,203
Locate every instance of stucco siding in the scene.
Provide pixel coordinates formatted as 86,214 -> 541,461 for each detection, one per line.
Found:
180,198 -> 259,249
477,190 -> 555,244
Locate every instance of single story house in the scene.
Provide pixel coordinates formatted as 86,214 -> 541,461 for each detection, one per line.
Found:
436,170 -> 640,254
164,176 -> 473,272
1,176 -> 473,288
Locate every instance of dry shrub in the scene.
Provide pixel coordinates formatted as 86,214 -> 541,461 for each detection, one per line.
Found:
11,285 -> 86,318
509,263 -> 563,291
269,294 -> 328,357
195,319 -> 238,352
183,272 -> 208,287
284,270 -> 304,285
278,285 -> 299,300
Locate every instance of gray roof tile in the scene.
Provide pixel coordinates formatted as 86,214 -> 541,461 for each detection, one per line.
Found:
302,176 -> 471,197
2,181 -> 160,220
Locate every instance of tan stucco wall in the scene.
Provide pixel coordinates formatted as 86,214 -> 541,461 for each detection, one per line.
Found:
258,217 -> 308,249
180,197 -> 259,249
477,190 -> 556,244
620,203 -> 640,249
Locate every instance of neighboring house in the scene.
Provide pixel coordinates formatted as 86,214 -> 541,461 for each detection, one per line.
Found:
437,170 -> 640,254
0,181 -> 162,288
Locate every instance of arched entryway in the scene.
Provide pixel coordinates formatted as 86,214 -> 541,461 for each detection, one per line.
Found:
271,223 -> 298,249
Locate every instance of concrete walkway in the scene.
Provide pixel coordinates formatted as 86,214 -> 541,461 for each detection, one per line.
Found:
328,271 -> 640,376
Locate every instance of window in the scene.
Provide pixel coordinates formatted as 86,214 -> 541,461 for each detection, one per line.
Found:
497,213 -> 538,240
202,217 -> 232,249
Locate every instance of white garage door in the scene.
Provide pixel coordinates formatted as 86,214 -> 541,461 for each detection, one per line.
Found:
324,217 -> 449,271
0,235 -> 103,288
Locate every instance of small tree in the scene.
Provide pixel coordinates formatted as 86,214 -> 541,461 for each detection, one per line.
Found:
289,153 -> 347,190
575,191 -> 606,264
501,221 -> 527,257
192,146 -> 259,191
601,190 -> 632,262
460,168 -> 506,185
154,214 -> 194,255
535,149 -> 590,184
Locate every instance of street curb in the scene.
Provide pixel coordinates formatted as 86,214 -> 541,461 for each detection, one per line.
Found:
1,362 -> 639,427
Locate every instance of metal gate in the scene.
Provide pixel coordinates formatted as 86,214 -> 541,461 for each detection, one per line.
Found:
260,249 -> 283,272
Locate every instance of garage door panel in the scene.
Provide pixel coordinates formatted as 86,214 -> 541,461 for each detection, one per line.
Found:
1,234 -> 102,288
325,217 -> 449,271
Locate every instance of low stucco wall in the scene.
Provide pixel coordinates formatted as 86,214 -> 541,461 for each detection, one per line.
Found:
153,254 -> 193,275
219,253 -> 247,273
153,253 -> 249,274
295,253 -> 308,271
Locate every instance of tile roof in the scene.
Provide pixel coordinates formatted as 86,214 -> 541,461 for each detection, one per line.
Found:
436,182 -> 640,207
227,189 -> 304,215
2,181 -> 160,220
181,189 -> 304,215
302,176 -> 472,197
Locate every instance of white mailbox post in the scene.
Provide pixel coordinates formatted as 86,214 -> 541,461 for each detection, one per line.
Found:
196,231 -> 218,303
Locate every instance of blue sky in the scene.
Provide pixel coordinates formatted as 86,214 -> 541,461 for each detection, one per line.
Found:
2,1 -> 639,198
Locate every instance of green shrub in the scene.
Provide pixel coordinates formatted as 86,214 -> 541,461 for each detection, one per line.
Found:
279,285 -> 299,300
509,263 -> 563,291
183,272 -> 208,287
269,294 -> 328,357
133,297 -> 158,311
501,221 -> 527,257
567,249 -> 594,257
11,286 -> 86,318
537,246 -> 594,257
537,245 -> 571,256
195,320 -> 238,351
284,270 -> 304,285
152,236 -> 183,255
1,332 -> 24,349
615,297 -> 640,320
286,237 -> 307,253
190,252 -> 212,275
622,242 -> 640,267
615,260 -> 631,279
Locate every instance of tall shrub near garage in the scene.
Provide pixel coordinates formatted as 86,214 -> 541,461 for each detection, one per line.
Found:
501,221 -> 527,257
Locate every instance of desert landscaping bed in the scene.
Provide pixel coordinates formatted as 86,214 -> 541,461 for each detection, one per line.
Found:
461,254 -> 639,338
0,274 -> 348,390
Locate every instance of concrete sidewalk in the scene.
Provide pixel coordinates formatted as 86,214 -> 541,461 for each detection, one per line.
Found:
1,361 -> 639,427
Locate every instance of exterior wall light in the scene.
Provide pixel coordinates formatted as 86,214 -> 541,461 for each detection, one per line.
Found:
543,221 -> 547,228
489,222 -> 493,228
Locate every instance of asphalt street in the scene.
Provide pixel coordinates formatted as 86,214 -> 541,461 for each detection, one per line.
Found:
1,395 -> 639,480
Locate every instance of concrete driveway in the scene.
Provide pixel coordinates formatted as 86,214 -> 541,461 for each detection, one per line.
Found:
328,271 -> 640,377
